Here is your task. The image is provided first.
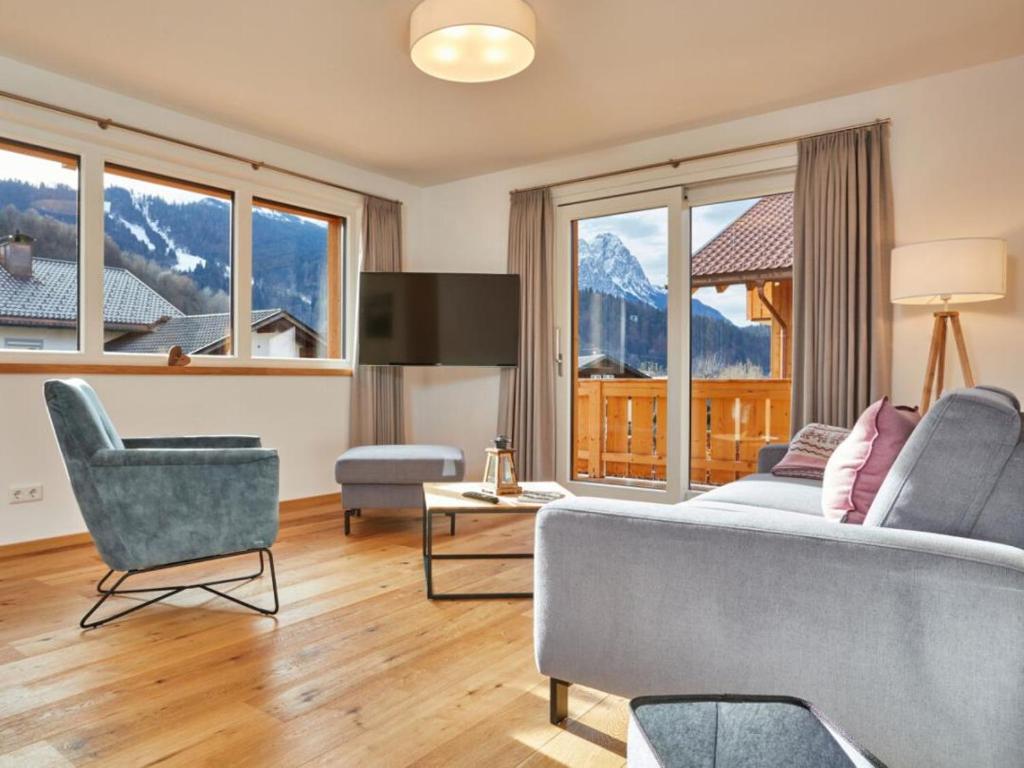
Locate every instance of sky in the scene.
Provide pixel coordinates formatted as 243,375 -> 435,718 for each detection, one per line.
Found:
576,197 -> 760,326
1,147 -> 219,204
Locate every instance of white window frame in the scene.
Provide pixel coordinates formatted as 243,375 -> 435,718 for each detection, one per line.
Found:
0,115 -> 362,373
553,148 -> 798,504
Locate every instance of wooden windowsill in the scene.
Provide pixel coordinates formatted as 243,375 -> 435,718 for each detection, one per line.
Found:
0,362 -> 353,376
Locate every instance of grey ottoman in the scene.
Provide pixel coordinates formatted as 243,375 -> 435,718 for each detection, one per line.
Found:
335,444 -> 465,535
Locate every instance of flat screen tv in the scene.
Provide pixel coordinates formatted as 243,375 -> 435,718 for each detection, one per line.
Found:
358,272 -> 520,366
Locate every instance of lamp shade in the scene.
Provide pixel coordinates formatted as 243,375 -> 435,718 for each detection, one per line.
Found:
891,238 -> 1007,305
410,0 -> 536,83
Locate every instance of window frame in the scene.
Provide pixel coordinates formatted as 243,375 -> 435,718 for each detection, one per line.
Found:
103,162 -> 237,357
553,162 -> 797,506
251,197 -> 346,361
0,118 -> 361,375
0,136 -> 83,354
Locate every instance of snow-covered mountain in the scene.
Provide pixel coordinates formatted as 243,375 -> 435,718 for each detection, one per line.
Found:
578,233 -> 667,310
578,232 -> 728,321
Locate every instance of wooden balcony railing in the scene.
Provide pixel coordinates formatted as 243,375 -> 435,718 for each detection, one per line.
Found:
574,377 -> 791,486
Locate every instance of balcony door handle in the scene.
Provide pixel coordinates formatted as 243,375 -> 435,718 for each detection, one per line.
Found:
555,327 -> 564,377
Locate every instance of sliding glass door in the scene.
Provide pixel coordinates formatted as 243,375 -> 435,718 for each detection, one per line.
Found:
688,192 -> 794,487
556,189 -> 687,501
555,174 -> 794,502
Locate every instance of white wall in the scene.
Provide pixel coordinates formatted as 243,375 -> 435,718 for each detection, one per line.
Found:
408,56 -> 1024,479
0,56 -> 420,544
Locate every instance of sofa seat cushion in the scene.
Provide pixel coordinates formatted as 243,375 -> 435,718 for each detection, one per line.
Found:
335,444 -> 465,485
693,473 -> 824,517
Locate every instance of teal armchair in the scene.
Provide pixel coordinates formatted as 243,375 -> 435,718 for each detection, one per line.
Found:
44,378 -> 280,628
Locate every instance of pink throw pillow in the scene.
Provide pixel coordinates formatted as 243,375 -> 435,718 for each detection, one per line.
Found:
771,423 -> 851,480
822,398 -> 921,523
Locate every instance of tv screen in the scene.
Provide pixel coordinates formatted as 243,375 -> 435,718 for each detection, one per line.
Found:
358,272 -> 520,366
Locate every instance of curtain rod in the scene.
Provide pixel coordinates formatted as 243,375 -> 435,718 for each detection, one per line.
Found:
512,118 -> 891,195
0,89 -> 403,206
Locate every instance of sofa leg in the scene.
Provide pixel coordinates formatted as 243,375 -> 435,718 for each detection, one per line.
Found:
344,508 -> 354,536
550,678 -> 570,725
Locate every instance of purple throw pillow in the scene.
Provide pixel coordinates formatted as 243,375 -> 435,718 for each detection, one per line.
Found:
771,423 -> 851,480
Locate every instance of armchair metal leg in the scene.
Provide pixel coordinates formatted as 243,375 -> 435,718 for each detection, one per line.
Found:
550,678 -> 570,725
80,548 -> 279,629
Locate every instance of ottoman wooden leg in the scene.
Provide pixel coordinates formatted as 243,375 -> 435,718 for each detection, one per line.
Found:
344,508 -> 359,536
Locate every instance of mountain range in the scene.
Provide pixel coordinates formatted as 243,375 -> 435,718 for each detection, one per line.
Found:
577,232 -> 769,376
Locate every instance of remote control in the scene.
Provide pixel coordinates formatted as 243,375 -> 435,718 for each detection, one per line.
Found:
462,491 -> 500,504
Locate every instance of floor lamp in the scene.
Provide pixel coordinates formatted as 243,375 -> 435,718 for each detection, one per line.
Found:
891,238 -> 1007,414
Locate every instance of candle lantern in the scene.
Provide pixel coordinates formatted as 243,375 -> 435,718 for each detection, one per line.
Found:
482,435 -> 521,496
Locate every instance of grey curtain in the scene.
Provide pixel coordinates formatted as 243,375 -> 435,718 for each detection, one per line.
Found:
497,189 -> 556,480
792,123 -> 894,429
350,197 -> 405,446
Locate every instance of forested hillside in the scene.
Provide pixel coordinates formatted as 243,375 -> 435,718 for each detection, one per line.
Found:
0,179 -> 329,327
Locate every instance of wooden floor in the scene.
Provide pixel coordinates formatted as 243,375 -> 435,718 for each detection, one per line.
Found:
0,500 -> 628,767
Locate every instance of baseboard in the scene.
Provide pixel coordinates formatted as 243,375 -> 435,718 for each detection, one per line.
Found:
280,492 -> 339,512
0,493 -> 341,558
0,531 -> 94,558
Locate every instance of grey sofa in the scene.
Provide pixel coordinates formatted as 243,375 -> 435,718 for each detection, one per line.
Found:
45,378 -> 281,628
535,387 -> 1024,768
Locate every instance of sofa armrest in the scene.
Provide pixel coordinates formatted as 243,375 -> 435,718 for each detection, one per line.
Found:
92,447 -> 274,467
534,497 -> 1024,768
122,435 -> 262,449
756,442 -> 789,473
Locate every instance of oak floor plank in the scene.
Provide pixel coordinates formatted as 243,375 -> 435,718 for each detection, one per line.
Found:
0,502 -> 628,767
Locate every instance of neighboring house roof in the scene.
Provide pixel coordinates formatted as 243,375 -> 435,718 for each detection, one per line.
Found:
0,257 -> 183,329
107,308 -> 322,355
578,352 -> 649,378
691,192 -> 793,285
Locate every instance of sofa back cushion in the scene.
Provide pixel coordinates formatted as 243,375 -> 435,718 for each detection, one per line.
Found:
821,398 -> 920,524
864,387 -> 1023,547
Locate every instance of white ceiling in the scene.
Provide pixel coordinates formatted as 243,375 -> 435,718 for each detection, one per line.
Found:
0,1 -> 1021,185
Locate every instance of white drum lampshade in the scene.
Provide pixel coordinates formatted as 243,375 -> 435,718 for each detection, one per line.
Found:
891,238 -> 1007,306
410,0 -> 536,83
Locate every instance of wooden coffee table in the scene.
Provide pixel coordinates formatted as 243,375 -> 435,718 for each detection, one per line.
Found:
421,481 -> 572,600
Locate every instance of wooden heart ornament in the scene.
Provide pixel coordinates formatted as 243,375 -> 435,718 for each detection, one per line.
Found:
167,345 -> 192,367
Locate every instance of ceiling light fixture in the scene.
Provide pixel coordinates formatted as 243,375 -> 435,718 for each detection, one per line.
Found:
410,0 -> 536,83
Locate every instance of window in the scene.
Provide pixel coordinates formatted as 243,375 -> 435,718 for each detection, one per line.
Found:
102,165 -> 234,356
0,138 -> 80,350
252,198 -> 344,359
572,205 -> 670,488
689,193 -> 794,487
0,130 -> 356,373
5,337 -> 44,350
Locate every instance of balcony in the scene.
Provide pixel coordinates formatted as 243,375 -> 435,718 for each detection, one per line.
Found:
574,377 -> 792,486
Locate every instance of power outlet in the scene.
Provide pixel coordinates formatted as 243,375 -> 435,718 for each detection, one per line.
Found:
9,484 -> 43,504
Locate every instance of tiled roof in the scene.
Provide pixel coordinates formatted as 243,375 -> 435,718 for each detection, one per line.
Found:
107,309 -> 284,354
691,192 -> 793,282
0,257 -> 183,328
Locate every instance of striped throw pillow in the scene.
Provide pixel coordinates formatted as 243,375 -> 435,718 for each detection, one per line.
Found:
771,423 -> 851,480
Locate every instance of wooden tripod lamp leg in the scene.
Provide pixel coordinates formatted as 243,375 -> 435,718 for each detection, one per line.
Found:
934,316 -> 948,400
921,314 -> 946,415
949,313 -> 976,388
